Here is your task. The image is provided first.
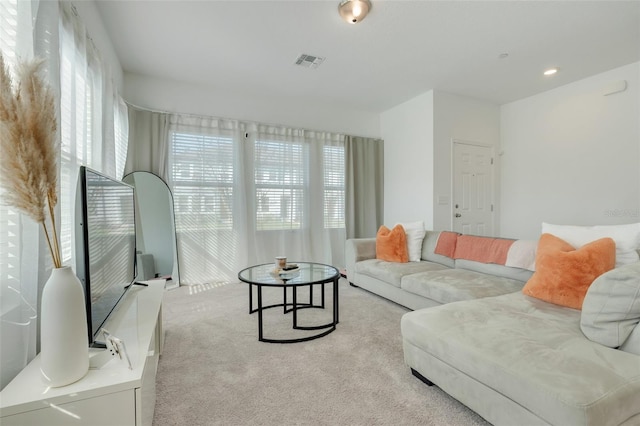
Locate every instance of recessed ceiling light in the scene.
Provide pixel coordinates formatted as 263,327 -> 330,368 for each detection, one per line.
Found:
544,68 -> 559,76
498,53 -> 509,59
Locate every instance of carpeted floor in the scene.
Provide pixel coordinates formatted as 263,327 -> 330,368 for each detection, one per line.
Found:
152,278 -> 490,426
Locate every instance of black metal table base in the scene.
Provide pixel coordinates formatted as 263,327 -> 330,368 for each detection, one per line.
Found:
249,285 -> 325,314
250,280 -> 339,343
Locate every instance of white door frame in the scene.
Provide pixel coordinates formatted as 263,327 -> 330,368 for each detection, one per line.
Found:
450,139 -> 496,234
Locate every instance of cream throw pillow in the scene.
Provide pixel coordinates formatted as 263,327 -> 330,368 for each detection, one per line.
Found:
542,222 -> 640,267
398,221 -> 425,262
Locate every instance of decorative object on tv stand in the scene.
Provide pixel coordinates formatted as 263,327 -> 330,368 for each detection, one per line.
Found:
0,54 -> 89,387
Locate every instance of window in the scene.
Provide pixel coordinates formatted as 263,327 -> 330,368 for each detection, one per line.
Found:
323,144 -> 345,229
254,140 -> 306,231
167,123 -> 346,284
113,100 -> 128,178
169,132 -> 235,230
0,0 -> 20,296
0,0 -> 129,390
59,40 -> 95,263
253,139 -> 345,231
58,2 -> 129,266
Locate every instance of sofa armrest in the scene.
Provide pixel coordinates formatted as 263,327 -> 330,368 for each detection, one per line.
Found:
345,238 -> 376,280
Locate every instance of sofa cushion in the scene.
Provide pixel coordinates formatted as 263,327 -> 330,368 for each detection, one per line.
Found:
522,233 -> 616,310
401,292 -> 640,426
542,221 -> 640,267
581,261 -> 640,348
421,231 -> 455,268
504,239 -> 537,271
455,259 -> 533,283
400,269 -> 524,304
376,224 -> 409,263
355,259 -> 448,288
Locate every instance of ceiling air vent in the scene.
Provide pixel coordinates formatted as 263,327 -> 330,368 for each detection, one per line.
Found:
294,54 -> 325,69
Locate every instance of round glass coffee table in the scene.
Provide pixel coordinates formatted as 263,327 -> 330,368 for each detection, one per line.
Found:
238,262 -> 340,343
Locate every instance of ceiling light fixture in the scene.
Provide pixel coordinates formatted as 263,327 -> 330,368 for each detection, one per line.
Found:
339,0 -> 371,24
543,68 -> 559,76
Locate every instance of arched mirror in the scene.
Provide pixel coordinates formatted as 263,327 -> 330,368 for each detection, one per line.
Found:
123,172 -> 180,289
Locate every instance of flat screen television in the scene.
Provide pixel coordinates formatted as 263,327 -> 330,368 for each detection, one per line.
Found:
75,166 -> 137,347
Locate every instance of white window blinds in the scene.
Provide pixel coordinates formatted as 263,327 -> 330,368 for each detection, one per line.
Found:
323,144 -> 345,229
59,32 -> 96,263
254,140 -> 306,231
58,2 -> 129,265
170,132 -> 235,230
167,119 -> 346,284
0,0 -> 20,301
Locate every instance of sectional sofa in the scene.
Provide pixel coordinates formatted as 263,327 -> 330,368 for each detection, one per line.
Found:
345,229 -> 640,426
345,230 -> 535,310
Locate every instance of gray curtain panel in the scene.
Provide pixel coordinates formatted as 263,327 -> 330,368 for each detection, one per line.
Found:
124,106 -> 170,180
345,135 -> 384,239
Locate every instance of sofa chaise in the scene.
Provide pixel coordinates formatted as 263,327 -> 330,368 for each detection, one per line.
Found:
345,228 -> 640,426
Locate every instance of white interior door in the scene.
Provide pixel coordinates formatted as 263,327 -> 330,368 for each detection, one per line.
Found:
452,142 -> 494,236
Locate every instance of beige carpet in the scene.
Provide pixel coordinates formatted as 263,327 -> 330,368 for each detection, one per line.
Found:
152,278 -> 490,426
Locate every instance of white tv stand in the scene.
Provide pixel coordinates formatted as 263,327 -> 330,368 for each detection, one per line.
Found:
0,280 -> 165,426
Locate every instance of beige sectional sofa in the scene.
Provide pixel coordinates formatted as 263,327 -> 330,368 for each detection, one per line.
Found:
345,231 -> 533,310
345,231 -> 640,426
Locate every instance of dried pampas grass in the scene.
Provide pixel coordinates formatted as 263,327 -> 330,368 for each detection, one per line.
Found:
0,52 -> 61,268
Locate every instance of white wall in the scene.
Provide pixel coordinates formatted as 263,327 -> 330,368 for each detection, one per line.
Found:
380,91 -> 434,228
379,90 -> 500,231
124,73 -> 380,138
500,62 -> 640,240
433,92 -> 500,232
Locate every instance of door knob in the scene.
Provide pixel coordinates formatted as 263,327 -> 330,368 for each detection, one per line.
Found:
455,213 -> 462,218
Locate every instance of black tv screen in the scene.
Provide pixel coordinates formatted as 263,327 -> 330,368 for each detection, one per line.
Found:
75,166 -> 136,346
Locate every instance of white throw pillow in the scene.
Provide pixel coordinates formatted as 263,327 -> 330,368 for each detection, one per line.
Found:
542,222 -> 640,267
580,261 -> 640,348
398,221 -> 426,262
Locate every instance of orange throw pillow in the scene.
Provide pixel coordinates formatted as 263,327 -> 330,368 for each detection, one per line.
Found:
376,225 -> 409,263
522,233 -> 616,310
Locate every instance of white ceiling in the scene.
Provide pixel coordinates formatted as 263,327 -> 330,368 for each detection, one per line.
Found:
95,0 -> 640,113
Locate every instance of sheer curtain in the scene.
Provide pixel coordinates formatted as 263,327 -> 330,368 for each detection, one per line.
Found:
0,0 -> 41,388
0,1 -> 128,390
167,115 -> 248,285
249,125 -> 346,268
58,1 -> 129,264
124,106 -> 170,179
165,115 -> 346,285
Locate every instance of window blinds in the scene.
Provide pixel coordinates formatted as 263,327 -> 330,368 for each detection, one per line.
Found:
254,139 -> 305,231
170,132 -> 235,231
0,0 -> 20,295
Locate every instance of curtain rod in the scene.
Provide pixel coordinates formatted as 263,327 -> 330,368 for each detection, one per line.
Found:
123,101 -> 380,141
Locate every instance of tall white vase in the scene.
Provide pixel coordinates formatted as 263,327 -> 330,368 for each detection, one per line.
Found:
40,266 -> 89,387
